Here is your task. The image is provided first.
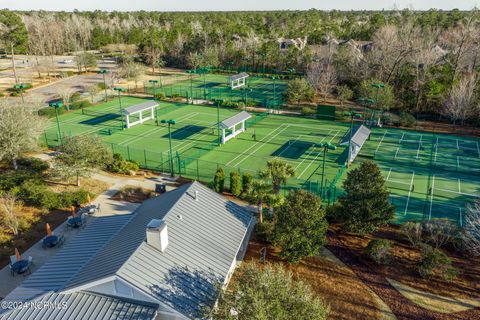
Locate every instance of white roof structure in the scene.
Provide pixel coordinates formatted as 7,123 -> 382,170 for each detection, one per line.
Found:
2,182 -> 254,320
220,111 -> 251,129
122,101 -> 158,115
228,73 -> 249,82
340,125 -> 371,147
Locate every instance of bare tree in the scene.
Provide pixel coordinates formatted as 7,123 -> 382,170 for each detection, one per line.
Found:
144,45 -> 164,74
86,84 -> 100,103
0,193 -> 21,236
442,73 -> 478,124
306,61 -> 337,101
57,84 -> 76,110
464,200 -> 480,256
119,60 -> 144,91
0,101 -> 46,169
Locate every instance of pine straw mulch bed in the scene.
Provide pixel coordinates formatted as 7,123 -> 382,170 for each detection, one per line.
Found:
326,224 -> 480,320
242,233 -> 386,320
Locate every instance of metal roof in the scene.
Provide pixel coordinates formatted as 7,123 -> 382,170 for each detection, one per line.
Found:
340,125 -> 371,147
123,101 -> 158,115
4,182 -> 252,320
220,111 -> 251,129
228,72 -> 249,81
0,291 -> 158,320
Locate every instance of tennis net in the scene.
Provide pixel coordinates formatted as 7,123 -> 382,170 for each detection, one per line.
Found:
386,179 -> 414,192
81,109 -> 120,118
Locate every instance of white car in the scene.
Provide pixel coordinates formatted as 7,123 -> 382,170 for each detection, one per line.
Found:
60,59 -> 73,64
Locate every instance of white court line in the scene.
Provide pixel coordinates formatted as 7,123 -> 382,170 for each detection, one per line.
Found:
459,208 -> 463,227
394,147 -> 399,159
292,131 -> 334,172
429,175 -> 435,220
457,155 -> 460,169
386,168 -> 392,181
456,139 -> 459,150
296,130 -> 340,179
46,103 -> 125,129
416,134 -> 422,159
434,137 -> 438,164
477,141 -> 480,158
404,171 -> 415,216
374,130 -> 388,154
226,123 -> 288,167
234,125 -> 291,168
399,132 -> 405,144
458,179 -> 461,193
120,113 -> 199,146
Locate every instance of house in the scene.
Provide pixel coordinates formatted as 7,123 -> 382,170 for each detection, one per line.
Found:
340,125 -> 371,164
0,182 -> 254,320
277,36 -> 308,50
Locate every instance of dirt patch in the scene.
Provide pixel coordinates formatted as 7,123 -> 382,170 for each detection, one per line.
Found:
241,235 -> 387,320
47,177 -> 111,196
0,206 -> 71,269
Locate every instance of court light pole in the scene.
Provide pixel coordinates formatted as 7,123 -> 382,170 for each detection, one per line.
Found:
344,111 -> 362,167
242,87 -> 252,110
160,119 -> 176,176
320,142 -> 337,198
215,99 -> 223,146
13,83 -> 27,103
97,69 -> 109,101
113,87 -> 126,129
272,76 -> 277,113
371,82 -> 385,115
187,69 -> 194,103
49,101 -> 63,145
148,79 -> 159,99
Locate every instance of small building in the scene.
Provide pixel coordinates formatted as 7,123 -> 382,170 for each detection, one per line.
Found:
277,36 -> 308,50
340,125 -> 371,164
1,181 -> 254,320
219,111 -> 251,144
228,72 -> 249,89
122,101 -> 158,128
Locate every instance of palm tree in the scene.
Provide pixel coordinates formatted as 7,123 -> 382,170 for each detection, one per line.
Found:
259,159 -> 295,195
246,179 -> 275,224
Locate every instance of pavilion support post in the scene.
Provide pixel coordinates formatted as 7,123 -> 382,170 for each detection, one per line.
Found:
139,112 -> 143,124
126,115 -> 130,128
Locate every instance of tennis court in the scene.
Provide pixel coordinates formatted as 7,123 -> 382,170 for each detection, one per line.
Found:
44,97 -> 349,192
145,73 -> 287,108
360,128 -> 480,225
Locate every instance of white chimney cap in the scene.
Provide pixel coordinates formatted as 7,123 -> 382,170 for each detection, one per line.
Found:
146,219 -> 168,252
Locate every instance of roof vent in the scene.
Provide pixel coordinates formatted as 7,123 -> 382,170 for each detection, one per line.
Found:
146,219 -> 168,252
194,190 -> 199,201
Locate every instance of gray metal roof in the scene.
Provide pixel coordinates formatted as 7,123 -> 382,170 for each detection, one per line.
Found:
123,101 -> 158,115
4,214 -> 134,303
340,125 -> 371,147
228,72 -> 249,81
0,291 -> 158,320
220,111 -> 251,129
4,182 -> 252,320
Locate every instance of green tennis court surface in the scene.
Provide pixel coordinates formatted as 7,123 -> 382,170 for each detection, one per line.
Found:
359,128 -> 480,225
145,73 -> 287,108
44,97 -> 480,225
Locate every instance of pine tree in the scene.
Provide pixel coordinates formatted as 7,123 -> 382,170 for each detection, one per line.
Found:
337,160 -> 395,235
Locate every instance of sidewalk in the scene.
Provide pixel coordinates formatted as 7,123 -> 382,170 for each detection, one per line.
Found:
0,158 -> 176,299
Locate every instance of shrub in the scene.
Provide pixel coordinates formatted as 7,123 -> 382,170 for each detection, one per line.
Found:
401,221 -> 423,247
399,112 -> 416,127
301,106 -> 316,115
0,170 -> 43,192
417,244 -> 458,281
255,221 -> 275,243
105,153 -> 140,175
230,171 -> 242,197
17,157 -> 49,173
155,92 -> 166,100
38,106 -> 65,118
58,190 -> 91,208
70,92 -> 82,102
241,173 -> 253,196
70,99 -> 92,110
17,181 -> 60,209
365,239 -> 394,265
213,167 -> 225,193
421,219 -> 460,249
97,83 -> 107,90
